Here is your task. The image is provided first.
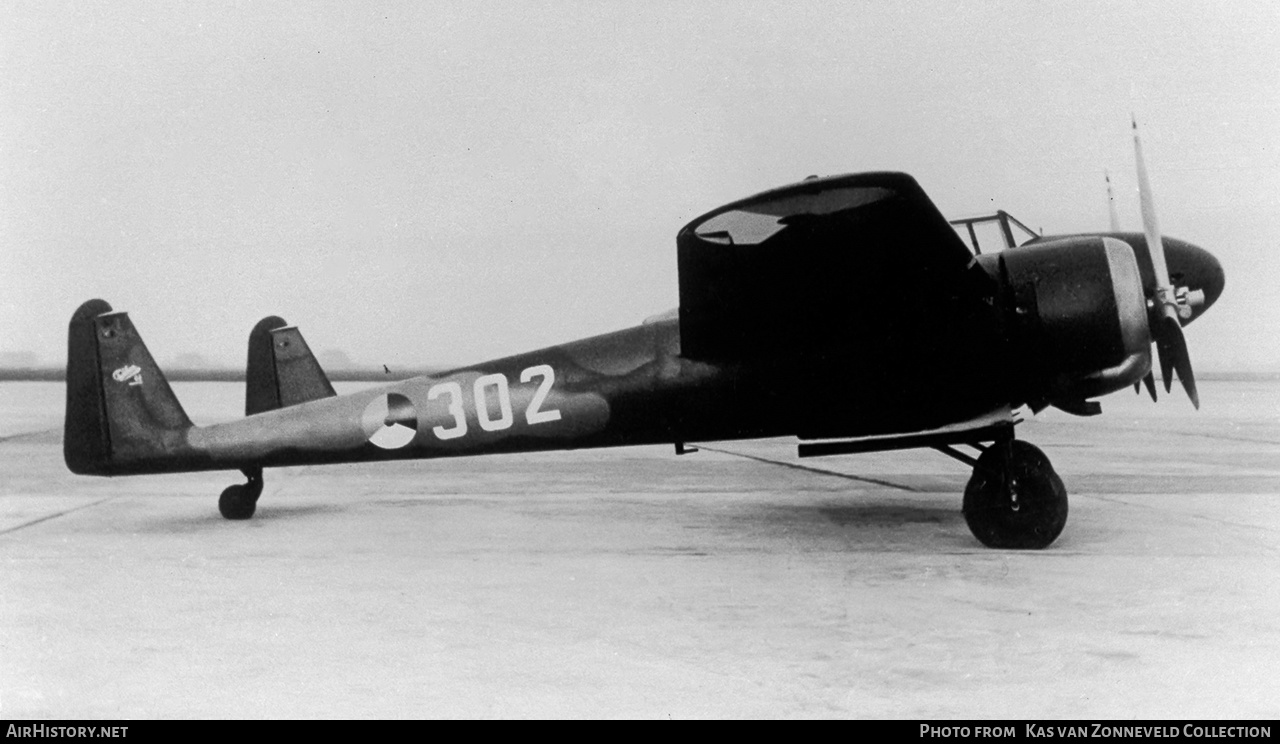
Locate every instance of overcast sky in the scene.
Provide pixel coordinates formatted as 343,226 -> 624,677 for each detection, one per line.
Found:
2,1 -> 1277,372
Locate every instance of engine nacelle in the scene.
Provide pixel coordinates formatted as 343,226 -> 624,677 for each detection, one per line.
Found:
1000,236 -> 1151,404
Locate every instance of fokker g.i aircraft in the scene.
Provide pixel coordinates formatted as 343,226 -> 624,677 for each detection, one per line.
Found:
63,125 -> 1223,548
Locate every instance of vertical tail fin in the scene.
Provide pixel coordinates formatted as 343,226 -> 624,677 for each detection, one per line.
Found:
64,300 -> 192,475
245,316 -> 336,416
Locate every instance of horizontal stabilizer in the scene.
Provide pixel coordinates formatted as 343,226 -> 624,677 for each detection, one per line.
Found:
245,316 -> 336,416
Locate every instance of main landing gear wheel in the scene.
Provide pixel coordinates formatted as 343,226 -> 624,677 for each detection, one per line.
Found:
218,469 -> 264,520
963,440 -> 1067,549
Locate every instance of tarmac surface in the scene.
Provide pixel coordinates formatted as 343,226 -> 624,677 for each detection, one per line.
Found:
2,380 -> 1278,718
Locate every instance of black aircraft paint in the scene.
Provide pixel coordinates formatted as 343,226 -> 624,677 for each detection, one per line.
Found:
61,171 -> 1225,548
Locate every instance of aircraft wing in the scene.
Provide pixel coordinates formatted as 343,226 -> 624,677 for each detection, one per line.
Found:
676,172 -> 981,363
676,172 -> 1004,437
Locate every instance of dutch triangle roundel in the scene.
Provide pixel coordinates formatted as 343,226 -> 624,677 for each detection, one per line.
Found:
360,392 -> 418,449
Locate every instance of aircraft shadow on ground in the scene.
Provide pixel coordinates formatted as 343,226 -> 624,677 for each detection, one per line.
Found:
814,502 -> 958,527
711,498 -> 981,551
138,502 -> 348,532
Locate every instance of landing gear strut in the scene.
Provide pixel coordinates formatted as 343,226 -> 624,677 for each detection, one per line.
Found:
962,440 -> 1067,549
218,468 -> 264,520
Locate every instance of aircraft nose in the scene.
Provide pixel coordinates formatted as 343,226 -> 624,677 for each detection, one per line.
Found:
1167,238 -> 1224,322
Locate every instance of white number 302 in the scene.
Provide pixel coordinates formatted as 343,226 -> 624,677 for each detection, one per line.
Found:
429,364 -> 561,440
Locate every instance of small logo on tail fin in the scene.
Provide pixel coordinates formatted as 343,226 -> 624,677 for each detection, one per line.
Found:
112,364 -> 143,386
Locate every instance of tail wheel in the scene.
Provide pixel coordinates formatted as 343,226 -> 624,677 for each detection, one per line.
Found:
218,470 -> 264,520
963,440 -> 1067,549
218,485 -> 256,520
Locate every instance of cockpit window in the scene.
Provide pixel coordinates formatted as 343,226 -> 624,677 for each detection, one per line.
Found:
949,211 -> 1040,254
692,185 -> 895,246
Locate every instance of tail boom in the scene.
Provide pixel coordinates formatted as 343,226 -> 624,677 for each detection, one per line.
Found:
64,302 -> 749,477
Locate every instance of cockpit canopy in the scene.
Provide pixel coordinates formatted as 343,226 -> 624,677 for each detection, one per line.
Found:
949,211 -> 1040,255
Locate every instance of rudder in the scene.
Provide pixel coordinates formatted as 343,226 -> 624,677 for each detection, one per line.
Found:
64,300 -> 113,474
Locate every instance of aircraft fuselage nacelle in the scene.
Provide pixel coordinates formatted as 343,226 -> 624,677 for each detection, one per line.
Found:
994,236 -> 1152,406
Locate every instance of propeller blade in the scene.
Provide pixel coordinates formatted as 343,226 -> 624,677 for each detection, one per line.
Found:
1105,170 -> 1122,232
1134,117 -> 1172,288
1134,116 -> 1198,409
1154,312 -> 1200,409
1157,327 -> 1175,395
1142,371 -> 1158,403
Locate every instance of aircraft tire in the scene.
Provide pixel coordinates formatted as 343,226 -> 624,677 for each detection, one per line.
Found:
962,440 -> 1067,549
218,484 -> 257,520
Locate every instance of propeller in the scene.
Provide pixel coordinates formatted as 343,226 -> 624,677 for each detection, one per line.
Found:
1132,117 -> 1199,409
1132,369 -> 1158,402
1105,170 -> 1122,233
